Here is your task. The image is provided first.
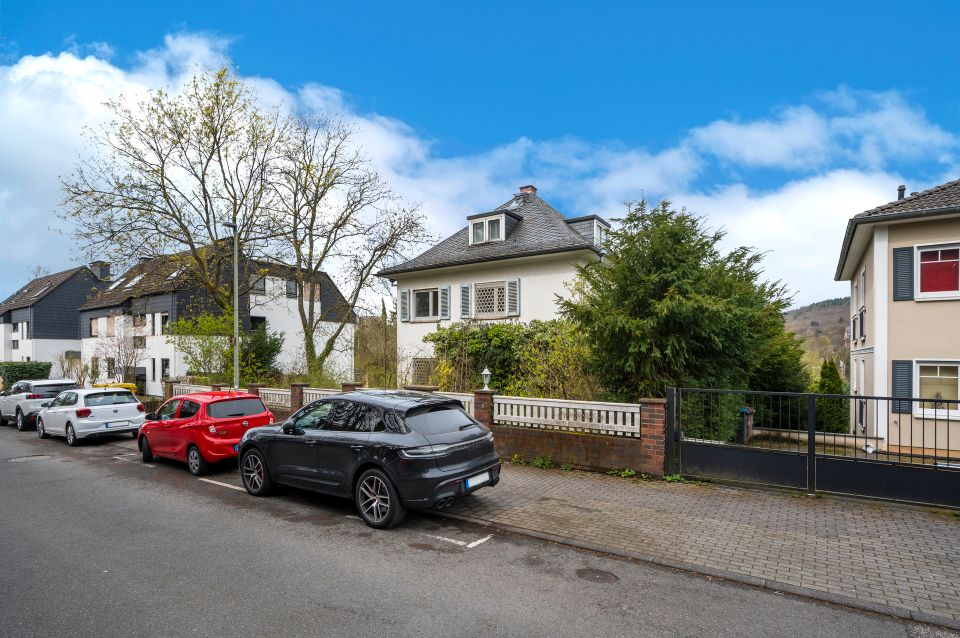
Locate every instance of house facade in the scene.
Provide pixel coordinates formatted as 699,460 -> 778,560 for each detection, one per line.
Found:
378,185 -> 608,384
836,179 -> 960,453
0,264 -> 108,369
78,253 -> 355,397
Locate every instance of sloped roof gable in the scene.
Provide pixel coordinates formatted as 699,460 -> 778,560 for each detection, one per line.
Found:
378,192 -> 603,277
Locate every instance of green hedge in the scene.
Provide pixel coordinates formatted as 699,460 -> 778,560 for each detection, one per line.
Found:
0,361 -> 54,387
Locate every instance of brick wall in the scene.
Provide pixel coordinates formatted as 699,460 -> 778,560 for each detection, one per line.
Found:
486,399 -> 667,476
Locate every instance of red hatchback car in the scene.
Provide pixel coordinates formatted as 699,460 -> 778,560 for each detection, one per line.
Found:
139,392 -> 274,475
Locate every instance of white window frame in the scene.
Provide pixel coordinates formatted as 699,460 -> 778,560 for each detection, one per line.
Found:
473,281 -> 508,319
912,359 -> 960,421
468,214 -> 506,246
914,240 -> 960,301
412,288 -> 440,321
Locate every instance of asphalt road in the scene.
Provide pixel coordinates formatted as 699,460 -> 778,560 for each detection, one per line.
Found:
0,426 -> 954,638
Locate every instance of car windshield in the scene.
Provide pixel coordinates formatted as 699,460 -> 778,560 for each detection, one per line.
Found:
207,398 -> 267,419
85,391 -> 137,406
35,383 -> 78,398
403,405 -> 476,435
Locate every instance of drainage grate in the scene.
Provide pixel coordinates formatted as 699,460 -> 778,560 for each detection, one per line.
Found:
6,455 -> 52,463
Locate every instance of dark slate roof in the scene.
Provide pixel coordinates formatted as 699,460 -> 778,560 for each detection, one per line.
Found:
836,178 -> 960,279
378,191 -> 605,277
0,266 -> 90,314
79,253 -> 199,310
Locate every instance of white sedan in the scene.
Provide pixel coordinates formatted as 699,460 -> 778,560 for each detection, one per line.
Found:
37,388 -> 146,446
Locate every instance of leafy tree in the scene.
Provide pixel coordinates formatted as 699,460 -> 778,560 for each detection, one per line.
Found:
165,312 -> 232,379
559,199 -> 802,400
354,300 -> 398,389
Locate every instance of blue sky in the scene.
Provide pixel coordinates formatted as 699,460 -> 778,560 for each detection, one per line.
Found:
1,1 -> 959,305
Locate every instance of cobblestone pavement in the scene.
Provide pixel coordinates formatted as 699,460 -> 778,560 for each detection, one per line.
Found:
444,464 -> 960,626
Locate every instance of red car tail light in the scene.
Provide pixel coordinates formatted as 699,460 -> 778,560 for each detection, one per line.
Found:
136,403 -> 145,413
26,394 -> 42,399
76,408 -> 92,418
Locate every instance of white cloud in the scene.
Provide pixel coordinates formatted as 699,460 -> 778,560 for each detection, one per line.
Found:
691,106 -> 831,169
0,33 -> 955,310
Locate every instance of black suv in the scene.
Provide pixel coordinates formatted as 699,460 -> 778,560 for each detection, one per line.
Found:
237,391 -> 501,528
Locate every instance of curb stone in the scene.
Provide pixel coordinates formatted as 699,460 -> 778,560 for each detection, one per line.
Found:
429,509 -> 960,633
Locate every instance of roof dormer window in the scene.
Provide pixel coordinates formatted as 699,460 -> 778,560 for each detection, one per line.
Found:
469,214 -> 505,246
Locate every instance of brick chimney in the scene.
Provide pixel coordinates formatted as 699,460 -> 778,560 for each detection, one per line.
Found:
519,184 -> 537,194
897,185 -> 906,200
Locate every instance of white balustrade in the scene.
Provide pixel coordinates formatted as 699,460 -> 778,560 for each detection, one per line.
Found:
492,395 -> 641,437
172,384 -> 212,396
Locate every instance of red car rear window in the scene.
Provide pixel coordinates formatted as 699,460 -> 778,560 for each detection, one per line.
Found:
206,398 -> 267,418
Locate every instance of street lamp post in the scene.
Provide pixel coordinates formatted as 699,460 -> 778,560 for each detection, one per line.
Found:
223,222 -> 239,391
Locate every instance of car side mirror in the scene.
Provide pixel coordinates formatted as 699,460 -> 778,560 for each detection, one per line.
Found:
282,420 -> 303,436
40,401 -> 51,408
145,412 -> 159,421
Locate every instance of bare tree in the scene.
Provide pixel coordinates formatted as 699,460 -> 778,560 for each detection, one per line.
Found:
95,317 -> 148,383
270,117 -> 428,376
61,67 -> 286,309
29,265 -> 50,280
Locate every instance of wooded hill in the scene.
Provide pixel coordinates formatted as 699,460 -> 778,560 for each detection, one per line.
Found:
784,297 -> 850,380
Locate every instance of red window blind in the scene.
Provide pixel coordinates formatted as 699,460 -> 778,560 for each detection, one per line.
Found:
920,248 -> 959,293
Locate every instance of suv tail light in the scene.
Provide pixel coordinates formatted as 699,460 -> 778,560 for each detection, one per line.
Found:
136,403 -> 145,413
76,408 -> 92,418
26,394 -> 42,399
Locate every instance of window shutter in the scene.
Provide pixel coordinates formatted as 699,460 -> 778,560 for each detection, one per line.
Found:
439,286 -> 450,320
891,360 -> 913,414
399,290 -> 410,322
460,284 -> 471,319
507,279 -> 520,316
892,247 -> 914,301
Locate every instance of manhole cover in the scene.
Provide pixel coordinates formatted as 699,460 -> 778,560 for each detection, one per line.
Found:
576,568 -> 619,583
7,455 -> 52,463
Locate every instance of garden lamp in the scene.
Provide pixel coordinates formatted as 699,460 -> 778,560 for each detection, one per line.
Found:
481,368 -> 491,391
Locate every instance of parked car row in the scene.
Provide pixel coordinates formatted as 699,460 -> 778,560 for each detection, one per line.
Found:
2,383 -> 502,529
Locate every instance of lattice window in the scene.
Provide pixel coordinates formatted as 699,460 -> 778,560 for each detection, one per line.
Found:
474,281 -> 506,318
411,357 -> 436,385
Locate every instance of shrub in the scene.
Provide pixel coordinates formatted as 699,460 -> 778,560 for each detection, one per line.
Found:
531,455 -> 554,469
0,361 -> 54,387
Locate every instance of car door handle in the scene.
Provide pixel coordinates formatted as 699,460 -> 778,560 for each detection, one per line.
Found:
305,440 -> 319,446
350,445 -> 364,450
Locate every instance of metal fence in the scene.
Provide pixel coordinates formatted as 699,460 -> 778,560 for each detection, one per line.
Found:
670,387 -> 960,508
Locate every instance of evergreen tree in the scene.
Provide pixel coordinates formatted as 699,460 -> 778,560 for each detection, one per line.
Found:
559,199 -> 805,400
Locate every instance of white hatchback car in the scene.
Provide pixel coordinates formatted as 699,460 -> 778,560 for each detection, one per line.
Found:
37,388 -> 146,446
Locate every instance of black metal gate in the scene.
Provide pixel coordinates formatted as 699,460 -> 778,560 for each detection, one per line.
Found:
666,387 -> 960,509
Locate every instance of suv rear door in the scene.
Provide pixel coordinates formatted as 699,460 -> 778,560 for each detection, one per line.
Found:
314,400 -> 371,495
0,382 -> 27,418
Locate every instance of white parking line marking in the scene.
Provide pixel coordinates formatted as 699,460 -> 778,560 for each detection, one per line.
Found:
424,533 -> 494,549
466,534 -> 493,549
197,478 -> 245,492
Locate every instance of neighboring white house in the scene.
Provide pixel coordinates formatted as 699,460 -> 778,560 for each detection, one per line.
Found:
835,178 -> 960,454
378,185 -> 609,384
0,265 -> 108,370
78,251 -> 355,397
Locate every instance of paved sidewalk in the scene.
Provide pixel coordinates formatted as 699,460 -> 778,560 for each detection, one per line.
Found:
442,464 -> 960,628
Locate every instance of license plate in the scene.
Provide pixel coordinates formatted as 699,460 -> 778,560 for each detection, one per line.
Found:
465,471 -> 490,490
104,422 -> 110,428
233,445 -> 239,453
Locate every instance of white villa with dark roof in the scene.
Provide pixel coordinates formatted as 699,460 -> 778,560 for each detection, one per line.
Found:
378,185 -> 609,384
